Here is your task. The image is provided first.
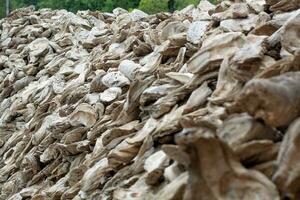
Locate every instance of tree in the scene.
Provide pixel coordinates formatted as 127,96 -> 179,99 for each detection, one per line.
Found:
103,0 -> 140,12
175,0 -> 200,10
23,0 -> 37,6
6,0 -> 10,15
37,0 -> 104,12
139,0 -> 169,14
0,0 -> 218,19
168,0 -> 175,12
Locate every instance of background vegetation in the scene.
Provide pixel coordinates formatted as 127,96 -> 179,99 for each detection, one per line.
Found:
0,0 -> 217,19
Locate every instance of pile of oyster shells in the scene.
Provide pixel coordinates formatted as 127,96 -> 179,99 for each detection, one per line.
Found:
1,0 -> 300,199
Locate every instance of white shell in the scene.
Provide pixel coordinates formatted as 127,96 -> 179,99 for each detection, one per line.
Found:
69,103 -> 97,127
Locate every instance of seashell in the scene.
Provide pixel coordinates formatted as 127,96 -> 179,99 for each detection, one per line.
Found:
163,162 -> 184,182
246,0 -> 267,13
273,117 -> 300,198
212,3 -> 249,21
166,72 -> 194,84
187,21 -> 210,44
118,60 -> 141,81
235,72 -> 300,127
140,84 -> 177,106
218,113 -> 281,148
220,14 -> 260,33
280,11 -> 300,54
155,172 -> 188,200
160,21 -> 188,42
101,71 -> 130,88
187,32 -> 246,74
26,38 -> 50,63
184,81 -> 212,113
234,140 -> 280,167
176,127 -> 280,200
144,151 -> 169,173
69,103 -> 97,127
100,87 -> 122,103
129,9 -> 148,21
266,0 -> 300,12
1,2 -> 300,200
90,71 -> 107,93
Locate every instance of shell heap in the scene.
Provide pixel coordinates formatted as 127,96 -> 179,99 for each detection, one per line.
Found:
1,0 -> 300,199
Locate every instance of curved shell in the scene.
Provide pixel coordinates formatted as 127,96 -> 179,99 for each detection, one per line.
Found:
1,2 -> 300,200
69,103 -> 98,127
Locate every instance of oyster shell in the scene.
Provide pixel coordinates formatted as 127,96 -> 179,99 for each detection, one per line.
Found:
1,1 -> 300,200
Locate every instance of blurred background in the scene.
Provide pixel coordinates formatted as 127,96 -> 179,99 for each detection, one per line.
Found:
0,0 -> 217,19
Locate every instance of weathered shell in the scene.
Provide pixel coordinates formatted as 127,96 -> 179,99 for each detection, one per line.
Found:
101,71 -> 130,88
1,1 -> 300,200
118,60 -> 141,81
273,117 -> 300,198
69,103 -> 98,127
235,72 -> 300,127
187,21 -> 210,44
100,87 -> 122,103
187,32 -> 246,74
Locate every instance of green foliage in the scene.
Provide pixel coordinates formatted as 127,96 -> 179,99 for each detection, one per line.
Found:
37,0 -> 105,12
103,0 -> 140,12
174,0 -> 218,10
0,0 -> 218,18
175,0 -> 200,10
0,0 -> 5,18
138,0 -> 169,14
